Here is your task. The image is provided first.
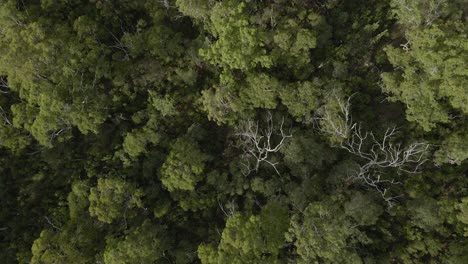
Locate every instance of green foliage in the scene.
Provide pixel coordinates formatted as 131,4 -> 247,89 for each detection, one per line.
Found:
161,137 -> 210,191
123,128 -> 160,159
456,198 -> 468,237
31,181 -> 104,264
89,178 -> 144,224
198,202 -> 289,263
390,0 -> 464,27
201,1 -> 273,71
345,192 -> 384,226
281,131 -> 336,176
383,0 -> 467,131
68,181 -> 91,219
407,197 -> 443,231
149,91 -> 178,117
434,130 -> 468,165
287,199 -> 364,263
176,0 -> 212,20
1,0 -> 466,263
31,220 -> 104,264
103,221 -> 170,264
279,81 -> 321,122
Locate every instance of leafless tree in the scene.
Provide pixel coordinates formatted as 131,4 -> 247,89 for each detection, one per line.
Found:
315,92 -> 429,205
236,112 -> 292,176
0,78 -> 11,94
44,216 -> 62,231
0,106 -> 12,126
160,0 -> 172,9
218,198 -> 236,217
313,91 -> 353,139
107,30 -> 130,60
343,125 -> 429,204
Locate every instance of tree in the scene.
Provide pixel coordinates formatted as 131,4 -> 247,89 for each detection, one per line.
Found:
103,221 -> 171,264
315,92 -> 429,204
89,178 -> 144,224
433,128 -> 468,165
31,181 -> 106,264
199,0 -> 331,124
160,137 -> 210,192
344,192 -> 384,226
456,198 -> 468,237
279,80 -> 321,123
1,0 -> 467,263
382,0 -> 467,131
198,202 -> 289,264
235,112 -> 292,175
287,199 -> 364,263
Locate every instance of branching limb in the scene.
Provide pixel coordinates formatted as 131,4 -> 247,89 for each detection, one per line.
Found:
44,216 -> 62,231
236,112 -> 292,176
315,93 -> 429,205
0,78 -> 11,94
0,106 -> 12,126
314,91 -> 354,138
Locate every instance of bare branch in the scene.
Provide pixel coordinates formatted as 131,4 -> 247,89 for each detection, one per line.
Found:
236,112 -> 292,176
0,78 -> 11,94
315,93 -> 429,205
313,91 -> 354,139
44,216 -> 62,231
0,106 -> 12,126
218,199 -> 236,217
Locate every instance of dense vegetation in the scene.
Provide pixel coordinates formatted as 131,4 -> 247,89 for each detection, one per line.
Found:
0,0 -> 467,263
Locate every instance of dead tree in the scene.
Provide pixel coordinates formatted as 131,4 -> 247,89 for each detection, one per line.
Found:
315,92 -> 429,205
342,125 -> 429,204
0,78 -> 11,94
0,106 -> 12,126
236,112 -> 292,176
313,92 -> 353,139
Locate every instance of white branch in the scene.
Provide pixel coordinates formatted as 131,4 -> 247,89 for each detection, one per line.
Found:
315,93 -> 429,205
44,216 -> 62,231
236,112 -> 292,176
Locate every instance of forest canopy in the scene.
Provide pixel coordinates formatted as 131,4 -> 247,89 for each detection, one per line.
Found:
0,0 -> 467,263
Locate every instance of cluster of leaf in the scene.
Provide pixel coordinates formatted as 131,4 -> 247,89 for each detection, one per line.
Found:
0,0 -> 466,263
